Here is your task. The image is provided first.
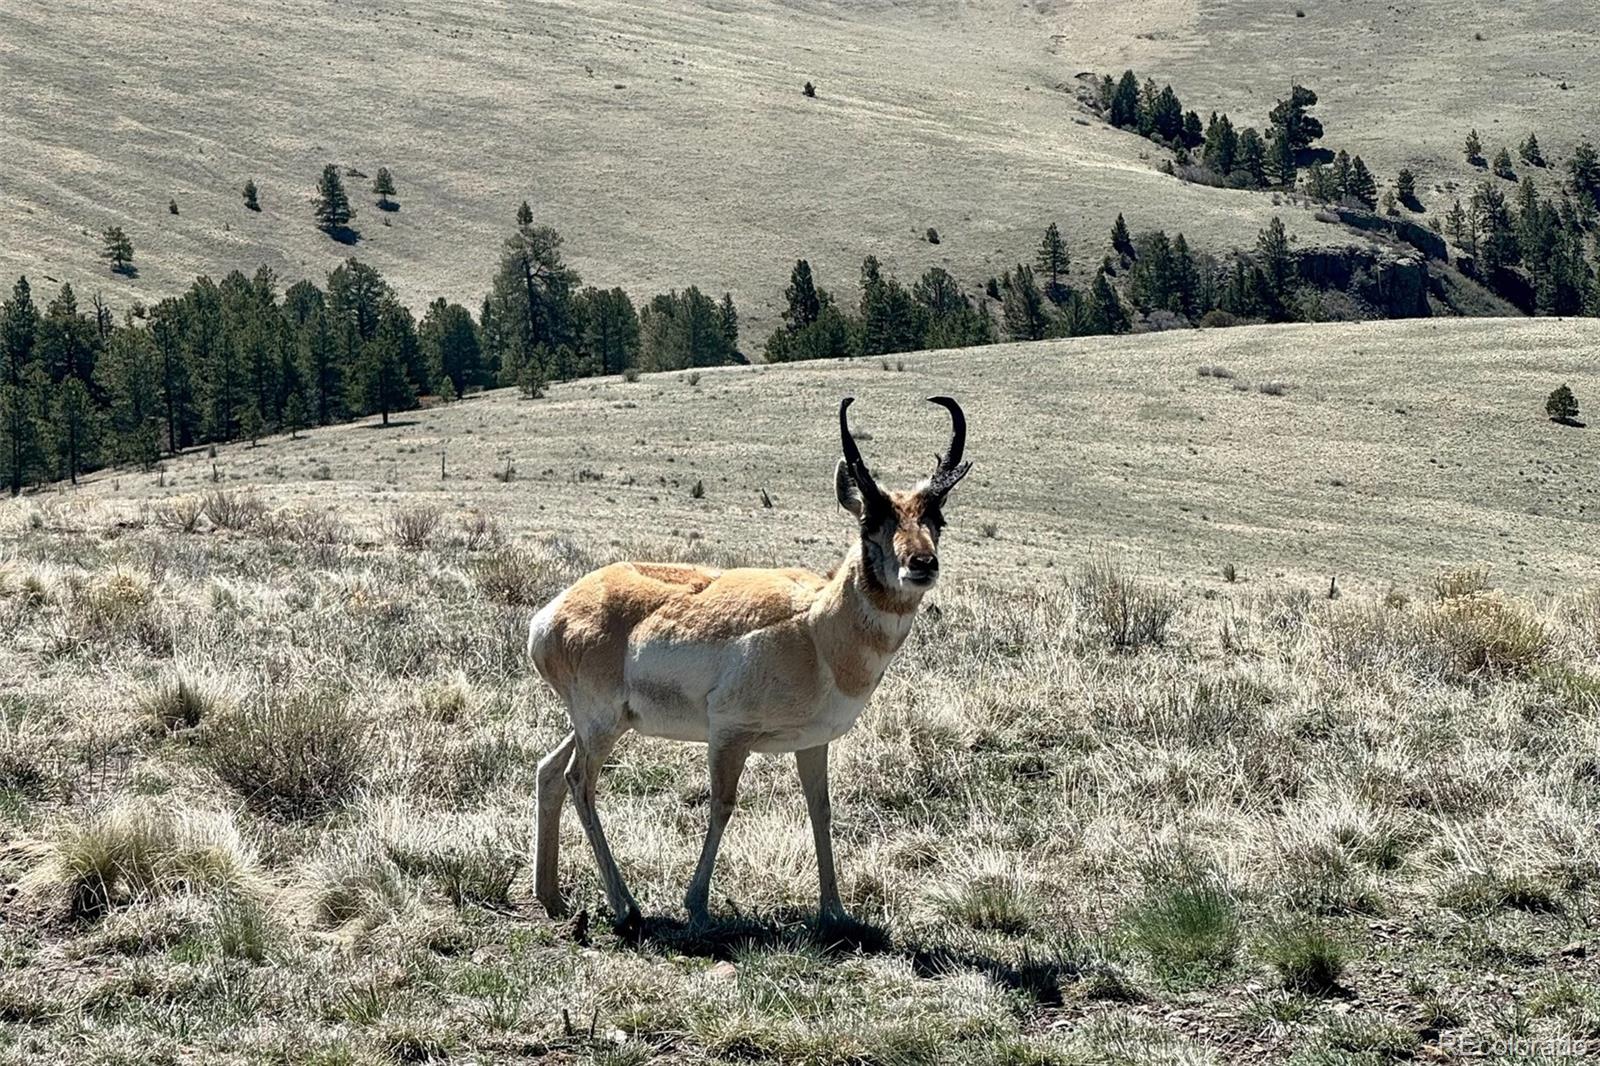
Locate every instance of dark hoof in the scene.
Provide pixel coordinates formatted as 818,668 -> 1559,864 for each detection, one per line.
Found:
613,906 -> 644,939
814,911 -> 890,952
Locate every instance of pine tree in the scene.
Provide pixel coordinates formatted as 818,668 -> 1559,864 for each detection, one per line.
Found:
1255,217 -> 1295,312
1464,129 -> 1484,166
575,287 -> 640,376
284,387 -> 310,439
1,276 -> 41,495
1109,70 -> 1140,128
298,306 -> 342,425
1111,214 -> 1135,263
1151,85 -> 1184,143
782,260 -> 823,331
314,163 -> 354,233
718,293 -> 739,349
1445,198 -> 1468,245
1202,112 -> 1237,175
1520,133 -> 1545,167
372,167 -> 397,210
420,298 -> 485,393
243,180 -> 261,211
1236,128 -> 1267,186
1492,147 -> 1516,180
1087,268 -> 1129,334
1268,85 -> 1323,153
1546,384 -> 1579,424
999,265 -> 1048,341
1568,140 -> 1600,211
1181,110 -> 1204,150
1471,181 -> 1519,272
482,207 -> 580,386
97,323 -> 163,467
1347,157 -> 1378,208
50,377 -> 98,484
1396,168 -> 1418,208
356,299 -> 419,426
1264,126 -> 1296,187
101,227 -> 134,275
1332,150 -> 1353,197
1036,223 -> 1071,303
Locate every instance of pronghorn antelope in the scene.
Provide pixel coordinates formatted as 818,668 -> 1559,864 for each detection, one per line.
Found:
528,396 -> 971,931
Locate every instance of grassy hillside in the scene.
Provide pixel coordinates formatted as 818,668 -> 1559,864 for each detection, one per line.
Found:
53,315 -> 1600,595
17,0 -> 1586,336
3,321 -> 1600,1063
1058,0 -> 1600,196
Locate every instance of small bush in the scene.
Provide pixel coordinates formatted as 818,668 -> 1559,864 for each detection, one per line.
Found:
387,505 -> 442,551
925,227 -> 941,244
457,510 -> 503,552
1076,558 -> 1177,650
1420,591 -> 1552,677
202,490 -> 264,531
686,371 -> 702,387
1259,920 -> 1346,993
1546,384 -> 1580,424
1257,381 -> 1290,397
1432,566 -> 1491,601
203,691 -> 371,819
157,496 -> 206,533
473,546 -> 556,607
622,367 -> 640,383
690,479 -> 705,499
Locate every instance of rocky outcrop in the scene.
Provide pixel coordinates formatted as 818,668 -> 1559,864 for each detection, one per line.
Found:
1319,206 -> 1449,261
1294,245 -> 1431,318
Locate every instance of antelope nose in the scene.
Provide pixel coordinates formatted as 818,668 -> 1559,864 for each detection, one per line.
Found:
910,553 -> 939,573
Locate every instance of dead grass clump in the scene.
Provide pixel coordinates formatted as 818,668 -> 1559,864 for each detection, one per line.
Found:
156,495 -> 206,533
298,838 -> 423,932
457,509 -> 503,552
1419,592 -> 1552,677
1076,557 -> 1176,650
203,691 -> 372,819
75,568 -> 155,634
25,801 -> 262,920
472,545 -> 574,607
377,809 -> 525,909
202,489 -> 265,531
142,676 -> 225,732
387,505 -> 442,551
1432,565 -> 1493,601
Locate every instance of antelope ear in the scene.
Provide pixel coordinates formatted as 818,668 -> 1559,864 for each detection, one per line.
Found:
835,458 -> 865,518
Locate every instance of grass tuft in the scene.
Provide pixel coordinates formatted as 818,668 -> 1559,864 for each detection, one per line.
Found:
202,690 -> 371,819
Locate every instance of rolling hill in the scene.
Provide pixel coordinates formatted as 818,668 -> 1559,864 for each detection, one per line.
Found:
6,0 -> 1593,336
51,316 -> 1600,595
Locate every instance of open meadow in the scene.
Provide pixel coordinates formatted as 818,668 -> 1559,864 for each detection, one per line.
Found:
3,319 -> 1599,1063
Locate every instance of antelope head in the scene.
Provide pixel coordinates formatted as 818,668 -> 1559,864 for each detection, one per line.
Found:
835,395 -> 972,593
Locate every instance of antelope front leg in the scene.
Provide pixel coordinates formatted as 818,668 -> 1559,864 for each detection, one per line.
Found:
795,743 -> 848,927
684,739 -> 750,924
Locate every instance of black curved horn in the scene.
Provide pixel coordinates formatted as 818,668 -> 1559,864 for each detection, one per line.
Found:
926,395 -> 972,497
839,397 -> 884,499
927,396 -> 966,472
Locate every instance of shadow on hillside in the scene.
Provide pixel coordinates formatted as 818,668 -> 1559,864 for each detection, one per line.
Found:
324,225 -> 362,246
361,418 -> 419,429
604,909 -> 1073,1002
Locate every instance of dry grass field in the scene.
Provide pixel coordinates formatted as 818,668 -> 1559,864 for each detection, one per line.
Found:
3,319 -> 1600,1063
12,0 -> 1595,336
